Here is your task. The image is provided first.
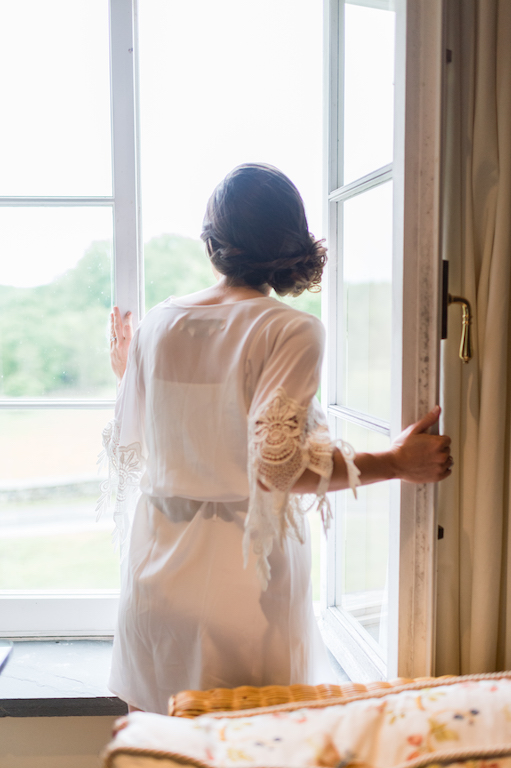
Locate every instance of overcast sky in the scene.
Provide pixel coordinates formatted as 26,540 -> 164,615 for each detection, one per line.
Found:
0,0 -> 394,288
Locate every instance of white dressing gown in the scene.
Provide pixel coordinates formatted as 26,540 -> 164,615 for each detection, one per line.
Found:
98,295 -> 360,714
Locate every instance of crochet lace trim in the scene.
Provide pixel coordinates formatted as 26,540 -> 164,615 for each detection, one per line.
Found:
245,387 -> 360,590
96,418 -> 144,559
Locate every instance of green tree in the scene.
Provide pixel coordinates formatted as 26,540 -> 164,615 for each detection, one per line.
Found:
0,233 -> 323,397
144,234 -> 214,310
0,241 -> 112,397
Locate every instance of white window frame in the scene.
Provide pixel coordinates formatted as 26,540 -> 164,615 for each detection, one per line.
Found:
320,0 -> 446,680
320,0 -> 395,682
1,0 -> 445,655
0,0 -> 142,638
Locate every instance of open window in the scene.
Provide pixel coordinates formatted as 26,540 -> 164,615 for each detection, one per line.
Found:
321,0 -> 446,680
1,0 -> 447,669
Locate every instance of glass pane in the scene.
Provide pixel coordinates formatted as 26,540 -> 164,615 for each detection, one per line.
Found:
0,207 -> 115,399
139,0 -> 324,310
343,1 -> 395,185
0,0 -> 111,196
0,410 -> 119,589
336,421 -> 390,657
309,512 -> 322,603
342,181 -> 392,420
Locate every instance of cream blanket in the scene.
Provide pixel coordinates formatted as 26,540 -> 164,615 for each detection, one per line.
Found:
104,674 -> 511,768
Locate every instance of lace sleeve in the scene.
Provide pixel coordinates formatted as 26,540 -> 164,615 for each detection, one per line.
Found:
95,418 -> 145,560
244,388 -> 360,590
336,438 -> 361,499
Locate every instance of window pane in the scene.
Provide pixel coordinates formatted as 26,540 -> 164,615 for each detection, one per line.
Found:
0,409 -> 118,590
0,0 -> 111,196
341,181 -> 392,421
0,208 -> 115,399
309,512 -> 322,603
139,0 -> 324,309
342,1 -> 395,185
336,421 -> 390,657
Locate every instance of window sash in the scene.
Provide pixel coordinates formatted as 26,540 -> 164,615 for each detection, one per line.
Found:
322,0 -> 446,680
0,0 -> 141,635
322,0 -> 396,678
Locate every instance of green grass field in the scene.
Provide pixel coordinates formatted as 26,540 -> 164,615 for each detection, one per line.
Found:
0,515 -> 321,595
0,529 -> 120,590
0,500 -> 386,600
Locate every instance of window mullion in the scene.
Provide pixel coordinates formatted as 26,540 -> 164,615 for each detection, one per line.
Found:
109,0 -> 142,325
328,163 -> 393,204
0,400 -> 115,410
0,197 -> 114,207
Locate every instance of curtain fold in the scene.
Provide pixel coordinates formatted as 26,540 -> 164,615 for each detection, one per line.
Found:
436,0 -> 511,675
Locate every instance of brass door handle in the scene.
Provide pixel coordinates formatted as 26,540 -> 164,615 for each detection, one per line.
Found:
448,294 -> 472,363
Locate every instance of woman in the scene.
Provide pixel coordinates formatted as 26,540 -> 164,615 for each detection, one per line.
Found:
100,163 -> 452,715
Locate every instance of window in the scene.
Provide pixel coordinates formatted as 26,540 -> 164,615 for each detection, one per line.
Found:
1,0 -> 326,636
2,1 -> 445,669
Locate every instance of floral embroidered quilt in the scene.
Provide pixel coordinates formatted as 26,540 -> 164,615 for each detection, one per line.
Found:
103,674 -> 511,768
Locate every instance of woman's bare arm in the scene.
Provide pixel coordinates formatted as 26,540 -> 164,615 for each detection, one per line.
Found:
292,406 -> 452,493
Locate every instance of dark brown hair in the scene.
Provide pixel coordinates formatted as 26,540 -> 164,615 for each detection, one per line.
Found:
200,163 -> 327,296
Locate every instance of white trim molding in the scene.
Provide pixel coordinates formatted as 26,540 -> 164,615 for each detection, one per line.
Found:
0,592 -> 118,638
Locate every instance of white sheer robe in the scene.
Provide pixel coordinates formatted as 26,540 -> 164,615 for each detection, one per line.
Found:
98,295 -> 359,714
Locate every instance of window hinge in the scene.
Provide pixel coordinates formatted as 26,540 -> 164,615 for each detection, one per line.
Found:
441,260 -> 449,339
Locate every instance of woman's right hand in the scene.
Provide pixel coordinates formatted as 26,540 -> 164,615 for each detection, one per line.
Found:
110,306 -> 133,383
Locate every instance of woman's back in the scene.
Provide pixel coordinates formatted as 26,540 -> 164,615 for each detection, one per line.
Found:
133,295 -> 325,502
106,295 -> 332,714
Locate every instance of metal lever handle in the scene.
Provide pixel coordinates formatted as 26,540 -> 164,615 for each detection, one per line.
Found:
448,294 -> 472,363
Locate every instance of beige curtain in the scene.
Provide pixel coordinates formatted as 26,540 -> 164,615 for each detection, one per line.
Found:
436,0 -> 511,675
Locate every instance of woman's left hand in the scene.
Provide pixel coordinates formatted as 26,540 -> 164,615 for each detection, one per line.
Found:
390,406 -> 452,483
110,306 -> 133,383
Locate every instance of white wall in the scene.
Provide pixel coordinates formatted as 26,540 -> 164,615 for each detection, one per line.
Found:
0,716 -> 117,768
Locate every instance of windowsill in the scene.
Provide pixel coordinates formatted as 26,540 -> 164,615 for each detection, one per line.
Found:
0,639 -> 128,717
0,633 -> 348,718
314,603 -> 351,683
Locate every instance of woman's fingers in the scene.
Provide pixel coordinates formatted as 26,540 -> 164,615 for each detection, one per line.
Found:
434,436 -> 451,460
391,431 -> 454,484
110,307 -> 133,382
410,405 -> 441,435
112,306 -> 132,342
112,305 -> 122,340
123,312 -> 133,343
390,406 -> 455,484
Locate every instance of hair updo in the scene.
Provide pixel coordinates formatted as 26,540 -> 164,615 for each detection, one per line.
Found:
200,163 -> 327,296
